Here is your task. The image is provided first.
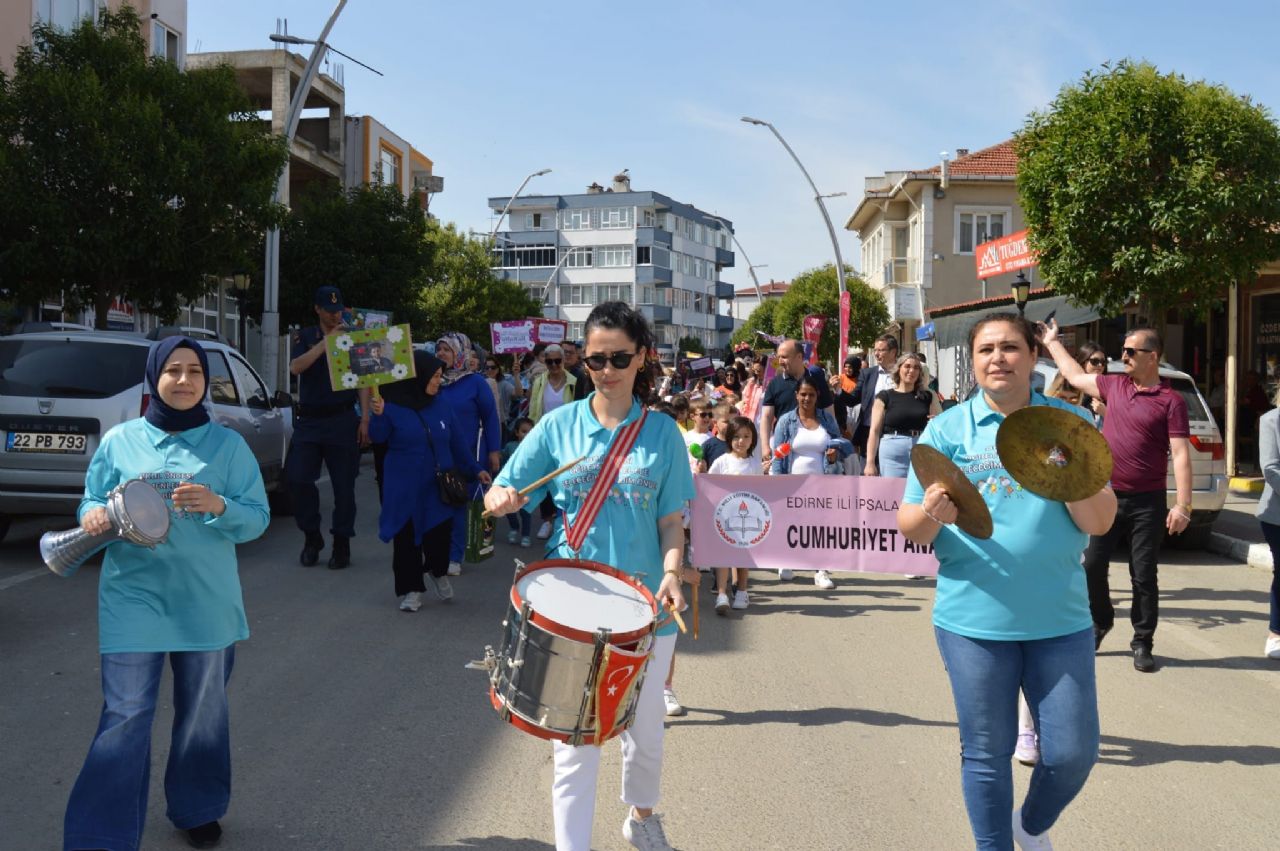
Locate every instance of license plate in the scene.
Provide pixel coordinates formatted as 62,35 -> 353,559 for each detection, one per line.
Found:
5,431 -> 88,453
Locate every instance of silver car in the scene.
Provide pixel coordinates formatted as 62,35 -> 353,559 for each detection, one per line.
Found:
0,330 -> 293,542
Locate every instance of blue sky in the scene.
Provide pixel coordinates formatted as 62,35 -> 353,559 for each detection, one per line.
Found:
190,0 -> 1280,287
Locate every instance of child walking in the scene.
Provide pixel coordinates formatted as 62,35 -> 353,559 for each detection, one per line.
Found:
708,416 -> 762,612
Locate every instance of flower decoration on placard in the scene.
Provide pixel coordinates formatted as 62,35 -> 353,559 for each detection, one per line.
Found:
391,363 -> 408,380
336,334 -> 354,351
385,326 -> 404,344
341,372 -> 358,389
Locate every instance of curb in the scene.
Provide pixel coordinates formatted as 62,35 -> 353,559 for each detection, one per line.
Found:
1207,531 -> 1273,570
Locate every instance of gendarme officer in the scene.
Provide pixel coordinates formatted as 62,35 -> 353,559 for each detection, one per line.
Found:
287,285 -> 370,568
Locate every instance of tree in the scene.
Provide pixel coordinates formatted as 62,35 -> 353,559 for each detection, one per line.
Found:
416,223 -> 543,347
1017,61 -> 1280,316
772,264 -> 890,364
677,336 -> 704,357
272,182 -> 433,331
730,298 -> 781,351
0,8 -> 287,328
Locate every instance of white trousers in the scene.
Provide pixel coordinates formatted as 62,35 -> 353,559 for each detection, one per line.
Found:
551,632 -> 677,851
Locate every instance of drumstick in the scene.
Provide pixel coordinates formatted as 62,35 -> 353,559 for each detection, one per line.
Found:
691,582 -> 700,640
481,455 -> 588,519
664,601 -> 688,634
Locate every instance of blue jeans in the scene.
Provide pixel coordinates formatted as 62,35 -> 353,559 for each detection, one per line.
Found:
64,648 -> 236,851
934,626 -> 1098,850
1259,522 -> 1280,633
506,507 -> 532,536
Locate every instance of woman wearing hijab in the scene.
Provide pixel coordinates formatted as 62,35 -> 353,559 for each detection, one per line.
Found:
63,337 -> 270,851
434,332 -> 503,576
369,351 -> 489,611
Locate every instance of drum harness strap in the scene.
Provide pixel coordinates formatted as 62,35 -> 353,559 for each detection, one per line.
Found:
561,409 -> 648,557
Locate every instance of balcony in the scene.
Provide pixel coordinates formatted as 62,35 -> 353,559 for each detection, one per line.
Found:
636,226 -> 673,248
715,247 -> 735,267
641,305 -> 673,323
714,282 -> 735,299
636,266 -> 673,286
715,315 -> 736,332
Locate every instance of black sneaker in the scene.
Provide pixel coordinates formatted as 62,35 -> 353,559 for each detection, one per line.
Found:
184,820 -> 222,849
299,531 -> 323,567
328,536 -> 351,570
1133,645 -> 1156,673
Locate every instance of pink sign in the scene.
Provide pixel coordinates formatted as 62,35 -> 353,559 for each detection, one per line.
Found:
490,318 -> 569,354
690,474 -> 937,575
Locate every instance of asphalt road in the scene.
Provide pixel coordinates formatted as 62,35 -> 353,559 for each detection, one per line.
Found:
2,461 -> 1278,850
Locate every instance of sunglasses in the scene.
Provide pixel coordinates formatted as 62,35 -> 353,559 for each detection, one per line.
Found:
584,351 -> 638,370
697,411 -> 713,418
486,364 -> 498,370
544,358 -> 563,366
1086,357 -> 1107,366
1121,347 -> 1154,358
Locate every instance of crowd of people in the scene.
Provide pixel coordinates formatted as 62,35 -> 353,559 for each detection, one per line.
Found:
59,287 -> 1280,851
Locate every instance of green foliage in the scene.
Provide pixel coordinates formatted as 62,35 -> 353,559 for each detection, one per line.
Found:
1017,60 -> 1280,316
273,182 -> 433,331
677,335 -> 704,357
731,298 -> 780,351
772,264 -> 889,363
416,223 -> 543,347
0,8 -> 287,328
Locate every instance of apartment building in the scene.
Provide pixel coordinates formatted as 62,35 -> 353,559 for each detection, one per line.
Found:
1,0 -> 186,74
488,172 -> 736,361
343,115 -> 443,213
732,280 -> 789,321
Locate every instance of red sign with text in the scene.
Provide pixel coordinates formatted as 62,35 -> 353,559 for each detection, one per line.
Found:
975,229 -> 1037,279
802,314 -> 826,365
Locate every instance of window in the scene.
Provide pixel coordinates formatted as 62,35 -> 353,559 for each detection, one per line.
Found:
564,247 -> 593,268
228,354 -> 270,409
600,207 -> 633,229
501,244 -> 556,267
684,219 -> 696,240
562,209 -> 591,230
36,0 -> 97,31
642,210 -> 655,227
956,208 -> 1008,254
598,246 -> 632,268
639,285 -> 654,304
597,285 -> 633,303
206,353 -> 239,405
568,322 -> 584,340
151,20 -> 181,64
636,246 -> 652,265
524,283 -> 545,301
377,146 -> 401,186
652,246 -> 671,268
559,285 -> 593,305
663,213 -> 675,232
523,212 -> 547,230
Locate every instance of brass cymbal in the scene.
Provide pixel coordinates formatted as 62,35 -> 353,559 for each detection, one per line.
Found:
996,405 -> 1112,502
909,444 -> 993,540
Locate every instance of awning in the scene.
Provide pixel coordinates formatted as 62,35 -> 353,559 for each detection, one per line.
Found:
931,295 -> 1101,348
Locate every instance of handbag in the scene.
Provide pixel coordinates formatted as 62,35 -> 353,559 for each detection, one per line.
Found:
416,411 -> 470,507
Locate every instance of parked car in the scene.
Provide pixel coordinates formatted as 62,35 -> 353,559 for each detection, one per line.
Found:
1030,357 -> 1226,548
0,330 -> 294,542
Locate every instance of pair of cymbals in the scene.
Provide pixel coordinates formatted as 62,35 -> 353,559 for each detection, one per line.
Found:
909,406 -> 1112,539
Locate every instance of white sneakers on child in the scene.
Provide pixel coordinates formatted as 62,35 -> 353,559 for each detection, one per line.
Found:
536,520 -> 552,539
732,590 -> 749,610
715,592 -> 730,614
1014,731 -> 1040,765
814,570 -> 835,590
777,567 -> 795,581
662,688 -> 685,717
1265,634 -> 1280,659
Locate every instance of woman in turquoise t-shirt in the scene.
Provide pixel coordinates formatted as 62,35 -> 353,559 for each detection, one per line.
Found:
898,314 -> 1116,851
63,337 -> 269,851
486,302 -> 694,851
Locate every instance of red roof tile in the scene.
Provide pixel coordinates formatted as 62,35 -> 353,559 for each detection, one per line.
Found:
921,140 -> 1018,177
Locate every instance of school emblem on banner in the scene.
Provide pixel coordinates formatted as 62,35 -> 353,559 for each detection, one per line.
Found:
713,490 -> 772,548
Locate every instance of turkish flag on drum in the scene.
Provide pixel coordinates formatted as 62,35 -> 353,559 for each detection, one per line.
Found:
802,315 -> 826,365
594,643 -> 650,742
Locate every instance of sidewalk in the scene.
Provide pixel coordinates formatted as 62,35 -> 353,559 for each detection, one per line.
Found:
1207,490 -> 1273,568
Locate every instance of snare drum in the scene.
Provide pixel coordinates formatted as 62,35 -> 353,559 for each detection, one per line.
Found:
489,559 -> 658,746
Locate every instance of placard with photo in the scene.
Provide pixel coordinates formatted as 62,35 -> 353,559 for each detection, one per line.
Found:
326,324 -> 415,391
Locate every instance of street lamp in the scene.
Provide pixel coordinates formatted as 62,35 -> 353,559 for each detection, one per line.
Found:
490,168 -> 552,241
230,271 -> 251,351
1012,270 -> 1031,315
741,116 -> 850,358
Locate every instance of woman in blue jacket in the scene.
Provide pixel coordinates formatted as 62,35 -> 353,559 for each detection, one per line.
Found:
64,336 -> 270,851
369,351 -> 488,611
435,332 -> 503,575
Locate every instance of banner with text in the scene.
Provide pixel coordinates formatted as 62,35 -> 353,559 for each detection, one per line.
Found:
690,474 -> 937,575
803,314 -> 826,365
490,318 -> 569,354
975,229 -> 1037,279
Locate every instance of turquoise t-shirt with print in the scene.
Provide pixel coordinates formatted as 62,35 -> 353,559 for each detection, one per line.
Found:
79,418 -> 270,654
494,394 -> 695,637
902,392 -> 1094,641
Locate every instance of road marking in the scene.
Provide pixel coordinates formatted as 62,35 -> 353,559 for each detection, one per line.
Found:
0,567 -> 50,591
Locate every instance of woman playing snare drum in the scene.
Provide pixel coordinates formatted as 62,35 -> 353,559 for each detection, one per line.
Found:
898,313 -> 1116,850
64,336 -> 270,851
485,302 -> 695,851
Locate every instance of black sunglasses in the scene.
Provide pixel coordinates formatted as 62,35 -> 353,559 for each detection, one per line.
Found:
486,363 -> 498,369
1121,347 -> 1154,358
584,351 -> 638,370
696,411 -> 713,418
1086,357 -> 1107,366
544,358 -> 563,366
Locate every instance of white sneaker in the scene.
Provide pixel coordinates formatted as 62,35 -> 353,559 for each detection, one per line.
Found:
662,688 -> 685,717
622,808 -> 674,851
536,520 -> 552,539
732,590 -> 749,610
904,574 -> 926,580
446,561 -> 462,576
814,569 -> 835,590
1266,634 -> 1280,659
715,592 -> 730,614
399,591 -> 422,612
520,535 -> 532,547
1014,730 -> 1039,765
1012,806 -> 1054,850
506,530 -> 518,544
777,567 -> 795,581
431,575 -> 454,601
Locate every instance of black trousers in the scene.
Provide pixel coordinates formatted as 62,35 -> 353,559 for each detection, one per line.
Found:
1082,489 -> 1166,648
391,518 -> 452,597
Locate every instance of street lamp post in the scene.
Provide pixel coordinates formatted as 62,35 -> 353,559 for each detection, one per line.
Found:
741,116 -> 850,362
490,168 -> 552,242
260,1 -> 348,393
1011,270 -> 1031,316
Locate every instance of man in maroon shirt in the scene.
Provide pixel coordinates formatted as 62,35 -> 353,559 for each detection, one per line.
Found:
1043,321 -> 1192,673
